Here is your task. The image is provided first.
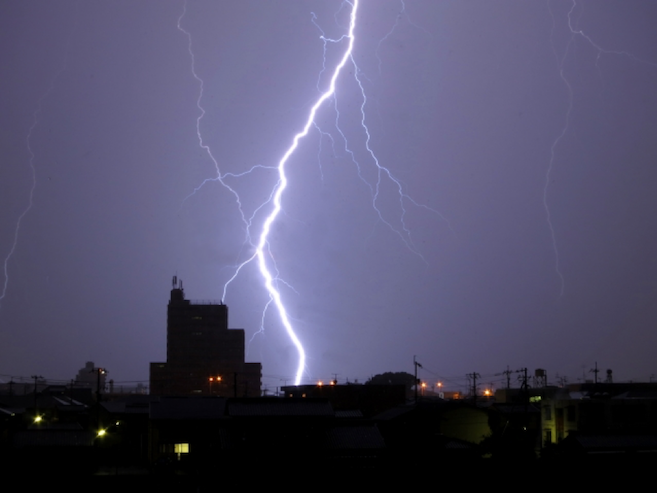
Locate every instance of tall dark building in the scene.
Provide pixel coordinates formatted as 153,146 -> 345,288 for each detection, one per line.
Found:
150,277 -> 261,397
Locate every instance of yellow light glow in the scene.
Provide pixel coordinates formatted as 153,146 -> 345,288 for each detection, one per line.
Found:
174,443 -> 189,454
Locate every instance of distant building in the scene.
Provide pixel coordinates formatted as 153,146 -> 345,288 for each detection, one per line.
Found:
75,361 -> 106,394
150,277 -> 261,397
494,377 -> 657,456
537,382 -> 657,449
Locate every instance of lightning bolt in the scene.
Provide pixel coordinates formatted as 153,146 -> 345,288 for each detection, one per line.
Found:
375,0 -> 431,77
244,0 -> 361,385
545,0 -> 657,298
1,16 -> 75,304
178,1 -> 359,385
0,120 -> 38,303
180,0 -> 447,386
177,1 -> 254,232
314,1 -> 450,263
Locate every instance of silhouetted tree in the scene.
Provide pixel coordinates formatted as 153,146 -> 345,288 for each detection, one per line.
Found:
366,372 -> 416,393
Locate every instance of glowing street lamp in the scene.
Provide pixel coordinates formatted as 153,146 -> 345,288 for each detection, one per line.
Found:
208,376 -> 222,394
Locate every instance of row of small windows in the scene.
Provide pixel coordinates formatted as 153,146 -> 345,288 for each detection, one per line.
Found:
160,443 -> 190,460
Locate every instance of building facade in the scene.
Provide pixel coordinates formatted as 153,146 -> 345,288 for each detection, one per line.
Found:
150,278 -> 261,397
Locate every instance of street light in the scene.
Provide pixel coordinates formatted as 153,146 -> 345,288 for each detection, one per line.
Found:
208,376 -> 222,394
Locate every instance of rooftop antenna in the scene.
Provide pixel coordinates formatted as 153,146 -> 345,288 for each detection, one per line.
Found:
589,362 -> 600,384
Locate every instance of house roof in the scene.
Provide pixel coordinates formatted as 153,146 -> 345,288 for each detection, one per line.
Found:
227,398 -> 334,417
150,396 -> 228,420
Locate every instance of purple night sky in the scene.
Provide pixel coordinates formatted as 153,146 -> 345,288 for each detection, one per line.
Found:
2,1 -> 657,393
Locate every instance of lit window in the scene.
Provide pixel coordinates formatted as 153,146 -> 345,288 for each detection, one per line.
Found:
172,443 -> 190,460
174,443 -> 189,454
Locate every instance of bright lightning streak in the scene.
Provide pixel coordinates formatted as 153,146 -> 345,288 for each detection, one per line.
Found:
179,0 -> 360,385
181,0 -> 446,385
244,0 -> 360,385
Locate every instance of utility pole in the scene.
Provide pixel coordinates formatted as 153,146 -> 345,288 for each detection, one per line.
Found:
517,367 -> 529,410
590,362 -> 599,384
91,368 -> 106,433
518,368 -> 528,392
31,375 -> 43,419
93,368 -> 107,403
467,372 -> 480,404
503,366 -> 512,389
414,356 -> 423,403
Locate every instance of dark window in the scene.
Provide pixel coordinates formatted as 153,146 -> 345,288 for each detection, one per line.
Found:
543,406 -> 552,421
567,405 -> 576,423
